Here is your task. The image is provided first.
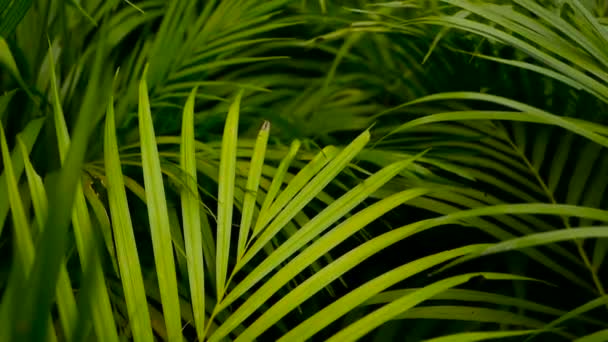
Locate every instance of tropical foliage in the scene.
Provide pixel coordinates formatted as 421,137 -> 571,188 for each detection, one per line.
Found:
0,0 -> 607,341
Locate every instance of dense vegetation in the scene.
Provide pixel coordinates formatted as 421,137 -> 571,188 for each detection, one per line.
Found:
1,0 -> 607,341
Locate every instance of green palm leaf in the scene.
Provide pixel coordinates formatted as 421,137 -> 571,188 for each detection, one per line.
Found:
105,90 -> 155,342
179,87 -> 207,341
3,1 -> 608,341
138,67 -> 183,341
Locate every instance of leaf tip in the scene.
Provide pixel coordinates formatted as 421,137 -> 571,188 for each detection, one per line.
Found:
261,120 -> 271,131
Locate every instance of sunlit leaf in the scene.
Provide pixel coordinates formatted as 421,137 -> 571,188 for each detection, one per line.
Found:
105,90 -> 154,342
216,89 -> 243,299
138,68 -> 183,341
180,87 -> 207,341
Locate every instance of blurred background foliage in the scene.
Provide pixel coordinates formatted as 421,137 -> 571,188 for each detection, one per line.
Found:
0,0 -> 607,341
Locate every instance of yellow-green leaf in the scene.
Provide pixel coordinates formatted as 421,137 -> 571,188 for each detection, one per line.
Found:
105,93 -> 154,342
138,68 -> 183,342
180,87 -> 206,341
